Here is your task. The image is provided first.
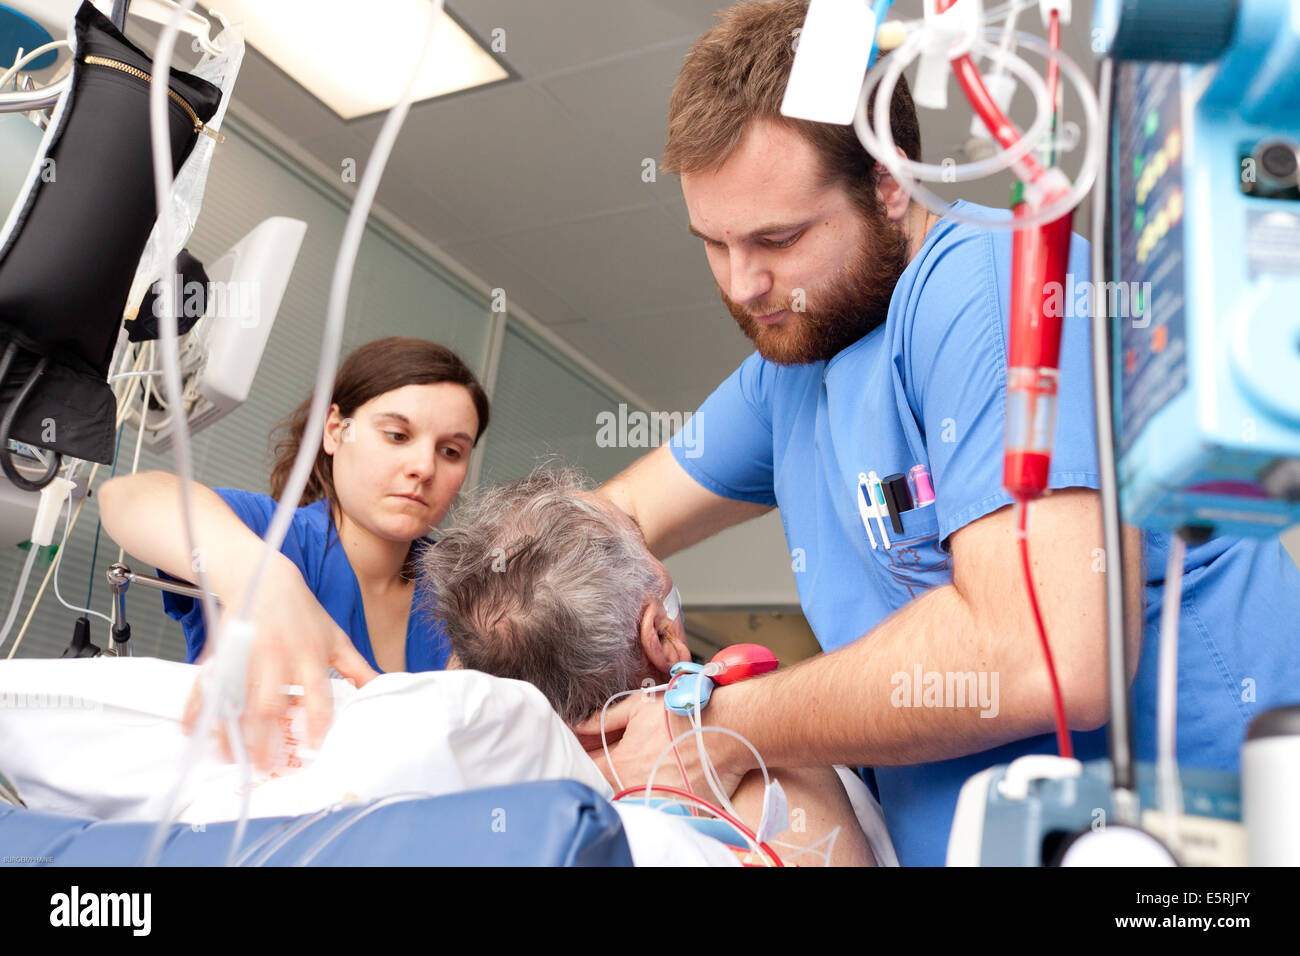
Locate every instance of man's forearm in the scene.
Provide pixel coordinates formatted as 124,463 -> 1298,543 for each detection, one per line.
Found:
708,582 -> 1076,771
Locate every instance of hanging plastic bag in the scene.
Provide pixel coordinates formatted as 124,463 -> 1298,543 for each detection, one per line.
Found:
126,20 -> 246,320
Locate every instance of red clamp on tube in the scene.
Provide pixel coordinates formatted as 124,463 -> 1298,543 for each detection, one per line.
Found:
707,644 -> 779,685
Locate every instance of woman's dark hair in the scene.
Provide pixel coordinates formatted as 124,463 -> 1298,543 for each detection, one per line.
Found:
270,337 -> 490,508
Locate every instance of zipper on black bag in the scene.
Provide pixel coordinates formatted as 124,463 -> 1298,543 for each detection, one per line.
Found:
83,54 -> 224,143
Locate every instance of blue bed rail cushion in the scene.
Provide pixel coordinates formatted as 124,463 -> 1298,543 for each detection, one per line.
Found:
0,780 -> 633,867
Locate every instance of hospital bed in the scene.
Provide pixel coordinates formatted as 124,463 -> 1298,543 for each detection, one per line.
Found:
0,780 -> 635,866
0,658 -> 891,866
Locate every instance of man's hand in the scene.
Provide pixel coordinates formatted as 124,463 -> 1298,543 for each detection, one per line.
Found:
584,489 -> 1145,775
575,691 -> 748,800
182,555 -> 379,769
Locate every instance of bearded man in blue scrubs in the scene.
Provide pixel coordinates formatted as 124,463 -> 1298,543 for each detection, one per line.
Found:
583,0 -> 1300,866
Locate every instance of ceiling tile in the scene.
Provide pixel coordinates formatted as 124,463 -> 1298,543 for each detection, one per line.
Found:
440,237 -> 585,326
374,172 -> 476,245
540,41 -> 690,207
363,83 -> 640,238
557,303 -> 754,412
448,0 -> 713,77
493,205 -> 718,321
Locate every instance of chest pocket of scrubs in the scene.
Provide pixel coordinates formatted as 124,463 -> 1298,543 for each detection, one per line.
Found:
869,504 -> 951,605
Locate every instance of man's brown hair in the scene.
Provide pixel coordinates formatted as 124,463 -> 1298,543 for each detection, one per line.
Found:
663,0 -> 921,217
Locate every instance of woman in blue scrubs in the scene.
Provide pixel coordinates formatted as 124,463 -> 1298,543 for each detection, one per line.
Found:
98,337 -> 489,760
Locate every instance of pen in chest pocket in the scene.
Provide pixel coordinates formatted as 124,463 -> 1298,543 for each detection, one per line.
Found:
857,472 -> 892,550
880,473 -> 912,535
867,472 -> 892,548
909,464 -> 935,507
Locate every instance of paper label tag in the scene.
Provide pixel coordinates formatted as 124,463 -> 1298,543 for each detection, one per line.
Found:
781,0 -> 877,125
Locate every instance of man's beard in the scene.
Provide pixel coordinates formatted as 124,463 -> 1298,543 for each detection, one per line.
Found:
722,208 -> 911,366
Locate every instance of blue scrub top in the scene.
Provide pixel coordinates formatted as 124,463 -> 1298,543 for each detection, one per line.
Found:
671,200 -> 1300,866
161,488 -> 453,673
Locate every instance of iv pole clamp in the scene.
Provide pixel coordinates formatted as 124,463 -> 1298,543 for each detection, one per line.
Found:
105,561 -> 208,657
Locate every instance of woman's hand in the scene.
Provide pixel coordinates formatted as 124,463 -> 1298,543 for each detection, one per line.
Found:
100,473 -> 378,766
184,553 -> 378,769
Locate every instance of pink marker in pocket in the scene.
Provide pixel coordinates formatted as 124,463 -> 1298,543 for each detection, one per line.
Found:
909,464 -> 935,507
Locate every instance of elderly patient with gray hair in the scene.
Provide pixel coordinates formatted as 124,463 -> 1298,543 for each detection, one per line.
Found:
422,467 -> 875,866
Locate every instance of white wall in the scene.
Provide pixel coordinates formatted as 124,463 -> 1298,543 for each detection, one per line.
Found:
665,511 -> 799,608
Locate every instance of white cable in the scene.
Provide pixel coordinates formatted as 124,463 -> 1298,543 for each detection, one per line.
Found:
6,464 -> 103,660
239,0 -> 445,618
770,826 -> 842,867
119,359 -> 155,565
223,713 -> 252,867
858,30 -> 1053,186
240,802 -> 347,867
292,791 -> 434,866
108,369 -> 164,382
691,707 -> 729,808
146,342 -> 171,412
642,724 -> 772,861
692,674 -> 742,820
858,29 -> 1102,230
0,547 -> 39,654
105,327 -> 133,390
691,689 -> 743,820
1156,533 -> 1187,858
141,0 -> 239,866
990,0 -> 1020,83
143,0 -> 444,864
0,40 -> 69,89
112,344 -> 150,426
644,723 -> 771,813
901,0 -> 1038,30
52,491 -> 112,627
599,684 -> 669,794
878,32 -> 1099,225
147,0 -> 222,662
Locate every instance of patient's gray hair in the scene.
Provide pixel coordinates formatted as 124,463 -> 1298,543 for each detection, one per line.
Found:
421,466 -> 663,723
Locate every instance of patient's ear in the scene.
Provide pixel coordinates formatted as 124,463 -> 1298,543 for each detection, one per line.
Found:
639,601 -> 690,677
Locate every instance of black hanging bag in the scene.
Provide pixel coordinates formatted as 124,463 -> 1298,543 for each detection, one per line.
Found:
0,2 -> 220,489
